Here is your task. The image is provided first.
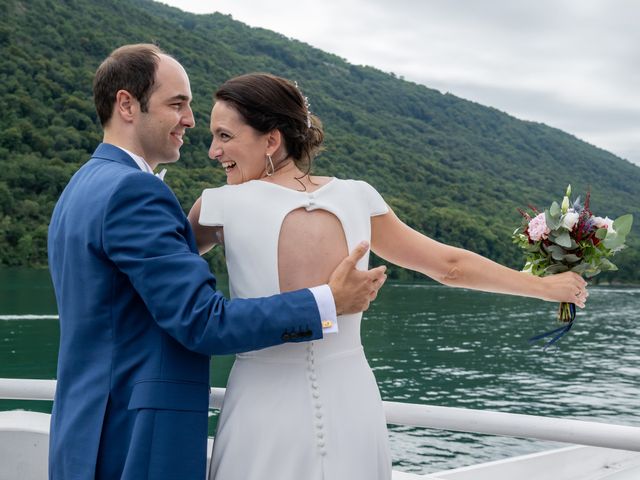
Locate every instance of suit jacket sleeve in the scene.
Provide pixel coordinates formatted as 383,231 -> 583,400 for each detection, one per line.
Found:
102,173 -> 323,355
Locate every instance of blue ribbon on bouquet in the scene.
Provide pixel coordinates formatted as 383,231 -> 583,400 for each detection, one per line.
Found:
528,303 -> 576,350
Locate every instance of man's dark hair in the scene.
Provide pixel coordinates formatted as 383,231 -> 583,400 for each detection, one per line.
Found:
93,43 -> 165,126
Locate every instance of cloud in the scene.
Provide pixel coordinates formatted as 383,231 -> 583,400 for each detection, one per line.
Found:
161,0 -> 640,166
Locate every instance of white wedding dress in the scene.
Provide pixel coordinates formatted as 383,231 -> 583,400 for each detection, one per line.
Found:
200,178 -> 392,480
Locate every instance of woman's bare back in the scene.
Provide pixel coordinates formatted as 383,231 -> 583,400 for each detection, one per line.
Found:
278,208 -> 348,292
272,175 -> 348,292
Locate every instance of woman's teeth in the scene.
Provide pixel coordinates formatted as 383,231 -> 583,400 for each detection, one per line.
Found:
221,161 -> 236,172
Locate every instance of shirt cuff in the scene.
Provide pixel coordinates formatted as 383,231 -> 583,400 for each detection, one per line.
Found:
309,285 -> 338,334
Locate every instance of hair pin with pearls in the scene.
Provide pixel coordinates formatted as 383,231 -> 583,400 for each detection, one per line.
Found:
294,80 -> 312,128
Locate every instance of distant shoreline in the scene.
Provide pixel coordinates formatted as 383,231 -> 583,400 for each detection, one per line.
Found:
1,266 -> 638,287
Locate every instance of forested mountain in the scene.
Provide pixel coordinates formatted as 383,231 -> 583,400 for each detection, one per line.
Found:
1,0 -> 638,282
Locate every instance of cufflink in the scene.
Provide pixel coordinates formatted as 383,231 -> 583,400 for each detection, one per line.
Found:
322,320 -> 333,329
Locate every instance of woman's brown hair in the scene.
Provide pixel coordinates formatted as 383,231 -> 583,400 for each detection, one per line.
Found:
215,73 -> 324,175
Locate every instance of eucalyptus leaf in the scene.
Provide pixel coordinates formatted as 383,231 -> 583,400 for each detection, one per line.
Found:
563,254 -> 582,263
613,214 -> 633,237
546,245 -> 566,261
545,264 -> 569,274
554,232 -> 572,248
549,202 -> 560,217
545,211 -> 560,230
595,228 -> 608,240
599,258 -> 618,271
603,233 -> 624,250
571,264 -> 591,274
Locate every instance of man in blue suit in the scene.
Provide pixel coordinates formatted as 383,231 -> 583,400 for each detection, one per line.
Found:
47,43 -> 386,479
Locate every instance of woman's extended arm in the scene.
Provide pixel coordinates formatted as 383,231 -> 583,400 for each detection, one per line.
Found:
187,196 -> 223,255
370,209 -> 587,306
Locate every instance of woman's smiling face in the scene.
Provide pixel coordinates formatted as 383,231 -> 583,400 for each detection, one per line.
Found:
209,100 -> 270,185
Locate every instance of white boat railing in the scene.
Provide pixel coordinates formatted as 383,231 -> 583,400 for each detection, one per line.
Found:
2,378 -> 640,453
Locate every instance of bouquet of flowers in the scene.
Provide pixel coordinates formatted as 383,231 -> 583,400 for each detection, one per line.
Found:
513,185 -> 633,348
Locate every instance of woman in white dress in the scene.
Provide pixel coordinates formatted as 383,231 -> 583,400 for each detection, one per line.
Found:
188,73 -> 588,480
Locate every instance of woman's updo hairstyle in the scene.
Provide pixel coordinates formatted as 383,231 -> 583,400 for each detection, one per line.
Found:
214,73 -> 324,174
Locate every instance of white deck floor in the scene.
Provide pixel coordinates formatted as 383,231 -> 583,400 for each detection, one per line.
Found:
406,445 -> 640,480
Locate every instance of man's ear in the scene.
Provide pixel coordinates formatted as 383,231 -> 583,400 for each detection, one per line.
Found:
114,90 -> 138,123
266,129 -> 283,156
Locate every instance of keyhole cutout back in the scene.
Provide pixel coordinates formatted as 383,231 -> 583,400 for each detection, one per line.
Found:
277,208 -> 348,293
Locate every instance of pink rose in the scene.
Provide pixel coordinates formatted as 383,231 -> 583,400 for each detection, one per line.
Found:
528,213 -> 550,241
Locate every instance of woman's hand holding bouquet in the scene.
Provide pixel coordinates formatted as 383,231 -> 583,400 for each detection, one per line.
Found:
513,185 -> 633,348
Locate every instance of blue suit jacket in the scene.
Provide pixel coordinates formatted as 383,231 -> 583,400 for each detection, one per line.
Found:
47,143 -> 323,479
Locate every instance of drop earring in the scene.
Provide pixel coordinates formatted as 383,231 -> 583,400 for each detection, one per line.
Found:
265,154 -> 275,176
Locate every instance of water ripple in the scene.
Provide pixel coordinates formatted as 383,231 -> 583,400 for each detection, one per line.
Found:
364,285 -> 640,473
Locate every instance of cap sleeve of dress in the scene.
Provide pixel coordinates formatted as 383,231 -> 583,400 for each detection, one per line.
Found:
199,187 -> 225,226
355,180 -> 389,217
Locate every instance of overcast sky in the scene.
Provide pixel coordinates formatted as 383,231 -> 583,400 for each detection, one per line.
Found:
161,0 -> 640,167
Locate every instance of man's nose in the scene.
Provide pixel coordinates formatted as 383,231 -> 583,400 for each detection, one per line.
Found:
183,106 -> 195,128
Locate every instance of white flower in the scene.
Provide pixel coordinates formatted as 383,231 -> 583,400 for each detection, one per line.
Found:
561,210 -> 579,230
593,216 -> 615,233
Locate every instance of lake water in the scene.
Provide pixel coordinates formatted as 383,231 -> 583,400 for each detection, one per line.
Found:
1,268 -> 639,474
